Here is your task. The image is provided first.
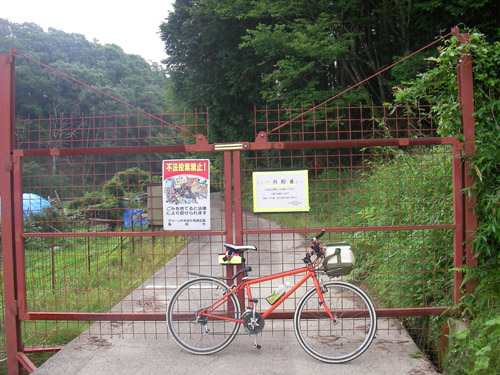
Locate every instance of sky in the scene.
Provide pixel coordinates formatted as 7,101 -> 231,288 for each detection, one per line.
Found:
2,0 -> 174,63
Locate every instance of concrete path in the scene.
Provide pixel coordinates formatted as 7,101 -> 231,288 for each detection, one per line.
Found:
33,193 -> 440,374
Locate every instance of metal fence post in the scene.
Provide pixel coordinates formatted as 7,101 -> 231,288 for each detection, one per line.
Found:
232,150 -> 243,246
0,50 -> 23,374
452,143 -> 464,305
223,151 -> 235,282
232,150 -> 246,307
454,29 -> 478,294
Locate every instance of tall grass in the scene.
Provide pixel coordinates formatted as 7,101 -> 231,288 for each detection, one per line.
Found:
24,234 -> 182,313
316,147 -> 455,361
244,146 -> 455,362
247,146 -> 454,309
4,233 -> 184,368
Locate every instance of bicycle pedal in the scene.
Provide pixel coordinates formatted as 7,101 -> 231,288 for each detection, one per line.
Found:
252,335 -> 261,350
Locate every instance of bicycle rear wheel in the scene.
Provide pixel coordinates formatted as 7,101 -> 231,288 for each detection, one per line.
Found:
294,281 -> 377,363
167,277 -> 241,355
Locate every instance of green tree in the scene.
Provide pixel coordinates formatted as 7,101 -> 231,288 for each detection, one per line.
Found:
160,0 -> 270,142
161,0 -> 500,140
238,0 -> 500,105
0,19 -> 169,118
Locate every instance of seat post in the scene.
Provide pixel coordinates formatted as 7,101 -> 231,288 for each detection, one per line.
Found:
235,254 -> 245,306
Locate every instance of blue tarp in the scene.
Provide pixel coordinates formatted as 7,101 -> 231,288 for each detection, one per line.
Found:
123,208 -> 148,228
22,193 -> 51,216
0,193 -> 51,218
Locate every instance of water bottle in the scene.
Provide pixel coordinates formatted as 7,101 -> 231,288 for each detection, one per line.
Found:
266,281 -> 290,305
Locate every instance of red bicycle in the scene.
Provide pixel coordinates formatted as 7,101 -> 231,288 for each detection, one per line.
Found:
167,230 -> 377,363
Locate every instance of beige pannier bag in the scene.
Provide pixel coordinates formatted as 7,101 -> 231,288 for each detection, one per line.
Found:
322,242 -> 355,277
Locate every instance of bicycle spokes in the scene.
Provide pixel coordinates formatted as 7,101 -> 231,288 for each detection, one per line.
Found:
294,281 -> 376,363
167,278 -> 241,354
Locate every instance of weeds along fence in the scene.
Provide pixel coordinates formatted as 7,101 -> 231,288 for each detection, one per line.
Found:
1,43 -> 476,373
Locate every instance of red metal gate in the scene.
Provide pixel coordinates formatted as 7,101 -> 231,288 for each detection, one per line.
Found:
0,29 -> 476,374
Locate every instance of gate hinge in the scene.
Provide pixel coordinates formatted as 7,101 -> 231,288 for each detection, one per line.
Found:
2,155 -> 14,171
9,300 -> 23,316
2,155 -> 20,171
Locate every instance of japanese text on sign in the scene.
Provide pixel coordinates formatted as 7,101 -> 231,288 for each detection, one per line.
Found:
162,159 -> 210,230
252,170 -> 309,213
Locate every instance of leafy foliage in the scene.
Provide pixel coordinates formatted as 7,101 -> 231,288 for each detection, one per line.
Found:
308,148 -> 454,307
446,314 -> 500,374
394,31 -> 500,374
160,0 -> 268,142
69,167 -> 158,226
161,0 -> 500,141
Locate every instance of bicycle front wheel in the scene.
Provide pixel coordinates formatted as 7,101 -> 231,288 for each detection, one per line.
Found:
294,281 -> 377,363
167,277 -> 241,355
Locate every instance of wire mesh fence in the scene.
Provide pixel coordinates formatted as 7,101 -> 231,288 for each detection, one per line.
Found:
0,102 -> 462,372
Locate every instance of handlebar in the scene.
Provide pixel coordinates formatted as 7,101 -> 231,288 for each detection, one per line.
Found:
304,229 -> 326,264
312,229 -> 326,242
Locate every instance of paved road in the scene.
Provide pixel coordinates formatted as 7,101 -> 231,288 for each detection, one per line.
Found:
33,193 -> 440,374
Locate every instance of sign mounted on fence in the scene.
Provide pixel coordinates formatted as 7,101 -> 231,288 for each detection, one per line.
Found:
252,169 -> 309,213
162,159 -> 210,230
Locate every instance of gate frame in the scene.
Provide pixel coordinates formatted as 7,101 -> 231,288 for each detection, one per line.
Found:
0,28 -> 477,374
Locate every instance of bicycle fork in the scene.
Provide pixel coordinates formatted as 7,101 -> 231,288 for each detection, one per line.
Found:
315,276 -> 338,324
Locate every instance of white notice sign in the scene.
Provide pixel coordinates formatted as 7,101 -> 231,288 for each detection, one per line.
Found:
252,170 -> 309,213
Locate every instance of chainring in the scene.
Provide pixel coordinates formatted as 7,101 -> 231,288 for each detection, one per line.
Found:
243,312 -> 265,334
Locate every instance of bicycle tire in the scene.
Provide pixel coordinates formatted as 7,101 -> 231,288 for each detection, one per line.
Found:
294,281 -> 377,363
167,277 -> 241,355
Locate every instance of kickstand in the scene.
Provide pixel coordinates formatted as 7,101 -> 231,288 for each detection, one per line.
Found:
252,335 -> 262,350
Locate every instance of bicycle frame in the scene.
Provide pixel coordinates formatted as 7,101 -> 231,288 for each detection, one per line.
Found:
199,264 -> 336,324
168,233 -> 377,363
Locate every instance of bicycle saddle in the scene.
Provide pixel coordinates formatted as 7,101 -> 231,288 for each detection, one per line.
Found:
223,244 -> 257,252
